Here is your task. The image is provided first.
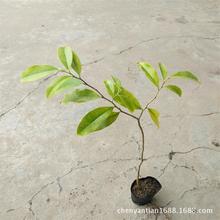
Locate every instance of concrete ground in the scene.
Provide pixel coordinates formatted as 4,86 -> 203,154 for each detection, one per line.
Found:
0,0 -> 220,219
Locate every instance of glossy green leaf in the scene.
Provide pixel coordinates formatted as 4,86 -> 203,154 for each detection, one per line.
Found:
138,62 -> 160,88
165,85 -> 182,97
159,63 -> 168,80
20,65 -> 58,82
71,51 -> 82,75
58,46 -> 73,70
148,108 -> 160,128
77,107 -> 119,136
172,71 -> 200,83
46,76 -> 82,98
63,88 -> 100,103
104,77 -> 141,112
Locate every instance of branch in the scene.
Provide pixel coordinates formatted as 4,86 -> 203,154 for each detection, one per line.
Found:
139,79 -> 168,119
63,70 -> 139,120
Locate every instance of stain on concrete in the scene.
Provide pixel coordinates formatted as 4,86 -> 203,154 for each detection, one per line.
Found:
175,16 -> 189,24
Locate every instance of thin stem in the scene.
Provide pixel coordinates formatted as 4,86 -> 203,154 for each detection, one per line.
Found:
136,78 -> 169,184
136,119 -> 145,186
138,79 -> 168,120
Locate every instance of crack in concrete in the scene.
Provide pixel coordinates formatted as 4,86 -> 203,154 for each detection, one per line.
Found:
56,177 -> 63,193
163,111 -> 220,119
179,187 -> 198,200
0,74 -> 57,121
83,57 -> 105,66
6,209 -> 15,213
114,35 -> 220,55
158,160 -> 172,178
0,84 -> 40,120
172,162 -> 201,178
168,146 -> 220,160
157,145 -> 220,182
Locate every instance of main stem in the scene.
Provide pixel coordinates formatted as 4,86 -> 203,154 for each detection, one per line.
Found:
65,69 -> 167,186
136,119 -> 145,186
135,80 -> 167,186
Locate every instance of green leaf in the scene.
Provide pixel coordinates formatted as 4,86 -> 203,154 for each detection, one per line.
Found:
148,108 -> 160,128
71,51 -> 82,75
138,62 -> 160,88
104,76 -> 122,97
159,63 -> 168,80
58,46 -> 73,70
172,71 -> 200,83
63,89 -> 100,103
113,88 -> 142,112
46,76 -> 82,98
104,77 -> 142,112
165,85 -> 182,97
20,65 -> 58,82
77,107 -> 119,136
104,79 -> 115,97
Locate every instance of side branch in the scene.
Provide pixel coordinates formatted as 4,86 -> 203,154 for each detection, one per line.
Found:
65,70 -> 139,120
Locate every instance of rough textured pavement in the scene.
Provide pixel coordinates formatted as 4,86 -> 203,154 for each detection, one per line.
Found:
0,0 -> 220,219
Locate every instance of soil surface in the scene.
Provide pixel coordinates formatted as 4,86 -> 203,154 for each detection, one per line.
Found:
132,178 -> 161,198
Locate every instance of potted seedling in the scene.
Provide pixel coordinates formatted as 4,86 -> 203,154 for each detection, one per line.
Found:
20,46 -> 200,205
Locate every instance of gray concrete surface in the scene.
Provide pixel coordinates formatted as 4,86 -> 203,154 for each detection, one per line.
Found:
0,0 -> 220,219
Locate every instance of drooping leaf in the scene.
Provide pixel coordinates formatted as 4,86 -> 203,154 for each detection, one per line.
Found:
20,65 -> 58,82
138,62 -> 160,88
165,85 -> 182,97
63,88 -> 100,103
148,108 -> 160,128
77,107 -> 119,136
104,76 -> 142,112
172,71 -> 200,83
71,51 -> 82,75
58,46 -> 73,70
46,76 -> 82,98
159,63 -> 168,80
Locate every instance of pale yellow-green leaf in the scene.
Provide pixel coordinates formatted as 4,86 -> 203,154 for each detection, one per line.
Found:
138,62 -> 160,88
20,65 -> 58,82
172,71 -> 200,83
148,108 -> 160,128
57,46 -> 73,70
46,76 -> 82,98
63,89 -> 100,103
159,62 -> 168,80
71,51 -> 82,75
165,85 -> 182,97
